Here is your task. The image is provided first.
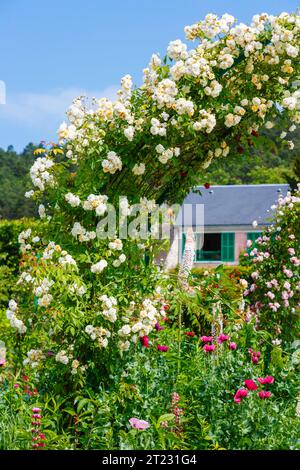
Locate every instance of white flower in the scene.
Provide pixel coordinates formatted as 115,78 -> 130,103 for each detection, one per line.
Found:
175,98 -> 194,116
82,194 -> 108,215
65,192 -> 81,207
38,204 -> 46,219
119,254 -> 126,263
124,126 -> 135,141
118,324 -> 131,336
132,163 -> 145,175
25,190 -> 34,198
109,239 -> 123,251
102,151 -> 122,174
55,351 -> 69,365
91,260 -> 107,273
286,44 -> 298,58
30,156 -> 54,191
152,79 -> 178,107
219,53 -> 234,69
167,39 -> 188,60
118,341 -> 130,351
85,325 -> 94,335
224,113 -> 241,127
252,220 -> 258,228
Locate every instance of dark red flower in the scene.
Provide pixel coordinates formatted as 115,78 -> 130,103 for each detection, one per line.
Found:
251,130 -> 259,138
185,331 -> 196,337
204,183 -> 210,189
140,336 -> 149,348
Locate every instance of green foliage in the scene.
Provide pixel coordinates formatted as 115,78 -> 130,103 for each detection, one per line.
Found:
200,122 -> 300,185
0,219 -> 37,308
0,144 -> 38,220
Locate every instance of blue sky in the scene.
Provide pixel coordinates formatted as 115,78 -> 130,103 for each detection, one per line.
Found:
0,0 -> 299,151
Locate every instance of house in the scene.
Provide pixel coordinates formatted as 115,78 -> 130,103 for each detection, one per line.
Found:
165,184 -> 290,269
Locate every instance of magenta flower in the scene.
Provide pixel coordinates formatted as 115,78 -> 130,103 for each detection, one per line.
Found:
129,418 -> 150,430
257,376 -> 274,385
244,379 -> 258,391
258,390 -> 271,399
234,388 -> 248,403
203,344 -> 216,353
157,345 -> 169,352
155,322 -> 164,331
217,333 -> 229,344
201,336 -> 213,343
229,342 -> 237,350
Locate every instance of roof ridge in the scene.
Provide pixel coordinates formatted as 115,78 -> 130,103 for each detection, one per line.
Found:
195,184 -> 290,189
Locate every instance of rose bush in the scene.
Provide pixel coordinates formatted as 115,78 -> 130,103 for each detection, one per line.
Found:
243,185 -> 300,343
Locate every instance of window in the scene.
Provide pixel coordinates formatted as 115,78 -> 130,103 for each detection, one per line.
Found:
182,232 -> 235,262
196,233 -> 221,261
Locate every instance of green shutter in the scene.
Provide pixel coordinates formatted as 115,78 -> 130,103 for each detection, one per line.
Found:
246,232 -> 262,253
247,232 -> 262,243
182,233 -> 186,255
221,233 -> 235,262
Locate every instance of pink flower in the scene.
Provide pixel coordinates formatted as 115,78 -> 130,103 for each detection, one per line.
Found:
234,388 -> 248,403
203,344 -> 216,353
0,359 -> 5,367
217,333 -> 229,344
32,407 -> 41,413
229,342 -> 237,350
288,248 -> 295,256
14,383 -> 20,389
171,392 -> 180,404
157,345 -> 169,352
283,268 -> 293,278
200,336 -> 213,343
252,356 -> 259,364
140,336 -> 149,348
129,418 -> 150,430
244,379 -> 258,391
257,376 -> 274,385
258,391 -> 271,399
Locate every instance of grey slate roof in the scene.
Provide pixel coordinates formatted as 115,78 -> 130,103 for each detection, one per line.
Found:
176,184 -> 290,227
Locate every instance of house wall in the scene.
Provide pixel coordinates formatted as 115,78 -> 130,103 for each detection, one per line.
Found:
164,227 -> 263,270
234,232 -> 247,262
